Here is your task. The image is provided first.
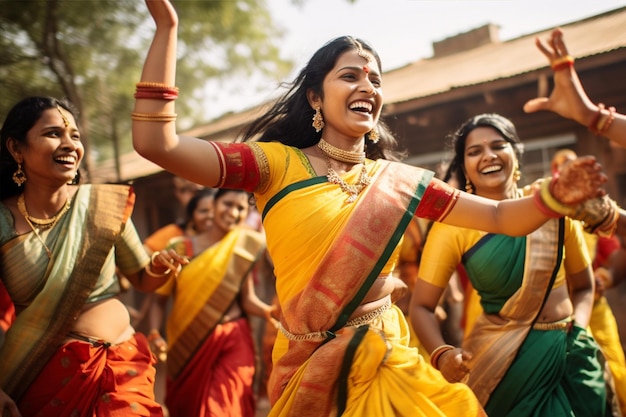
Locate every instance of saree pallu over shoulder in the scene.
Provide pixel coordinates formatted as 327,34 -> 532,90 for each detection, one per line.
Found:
462,217 -> 564,405
268,161 -> 444,413
166,227 -> 266,380
0,184 -> 134,400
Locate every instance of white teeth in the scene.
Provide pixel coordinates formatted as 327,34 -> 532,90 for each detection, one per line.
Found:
56,156 -> 75,163
481,165 -> 501,174
349,101 -> 372,112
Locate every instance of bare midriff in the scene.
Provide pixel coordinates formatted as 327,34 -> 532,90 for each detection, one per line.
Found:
483,284 -> 573,325
65,297 -> 133,345
350,274 -> 395,321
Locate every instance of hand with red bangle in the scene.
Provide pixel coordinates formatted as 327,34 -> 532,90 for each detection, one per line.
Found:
524,28 -> 626,146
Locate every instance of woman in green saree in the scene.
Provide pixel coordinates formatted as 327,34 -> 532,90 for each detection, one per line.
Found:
411,112 -> 610,416
0,96 -> 188,417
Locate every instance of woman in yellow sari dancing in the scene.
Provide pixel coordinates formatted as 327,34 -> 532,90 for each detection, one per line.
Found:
148,188 -> 274,417
131,2 -> 607,415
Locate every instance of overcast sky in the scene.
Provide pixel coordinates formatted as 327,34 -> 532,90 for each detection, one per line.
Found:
203,0 -> 626,119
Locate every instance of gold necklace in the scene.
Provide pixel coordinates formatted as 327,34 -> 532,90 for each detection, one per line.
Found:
318,138 -> 365,164
324,155 -> 371,203
17,193 -> 71,258
17,193 -> 71,227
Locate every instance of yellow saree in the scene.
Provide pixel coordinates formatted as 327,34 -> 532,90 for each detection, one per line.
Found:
249,142 -> 484,417
161,227 -> 266,380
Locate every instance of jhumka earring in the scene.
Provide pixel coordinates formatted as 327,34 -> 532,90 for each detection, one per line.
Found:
513,165 -> 521,182
368,128 -> 380,144
312,105 -> 325,133
465,178 -> 473,194
12,163 -> 26,186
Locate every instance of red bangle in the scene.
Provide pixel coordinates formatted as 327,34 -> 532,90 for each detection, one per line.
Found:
533,188 -> 562,218
550,55 -> 574,72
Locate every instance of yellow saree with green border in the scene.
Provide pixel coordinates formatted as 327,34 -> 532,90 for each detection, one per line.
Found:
247,142 -> 484,417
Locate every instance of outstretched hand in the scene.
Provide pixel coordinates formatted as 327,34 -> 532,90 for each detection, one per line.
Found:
145,0 -> 178,28
552,155 -> 606,205
523,29 -> 595,125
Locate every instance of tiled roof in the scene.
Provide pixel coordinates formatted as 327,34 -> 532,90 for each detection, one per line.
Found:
91,6 -> 626,183
382,7 -> 626,105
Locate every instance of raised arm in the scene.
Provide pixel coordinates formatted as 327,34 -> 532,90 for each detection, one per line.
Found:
132,0 -> 221,187
442,155 -> 606,236
523,28 -> 626,147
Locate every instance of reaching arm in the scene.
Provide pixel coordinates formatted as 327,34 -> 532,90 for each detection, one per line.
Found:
524,28 -> 626,147
441,156 -> 606,236
132,0 -> 222,187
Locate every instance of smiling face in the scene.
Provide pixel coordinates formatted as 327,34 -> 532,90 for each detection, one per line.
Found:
463,126 -> 519,200
211,191 -> 250,235
190,194 -> 214,234
9,107 -> 83,188
310,48 -> 383,142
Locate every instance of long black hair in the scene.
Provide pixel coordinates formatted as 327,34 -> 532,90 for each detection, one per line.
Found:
444,113 -> 524,190
0,96 -> 81,199
240,36 -> 404,161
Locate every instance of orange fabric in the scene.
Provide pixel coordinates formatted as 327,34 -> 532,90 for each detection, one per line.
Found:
19,333 -> 162,417
143,223 -> 184,253
165,318 -> 256,417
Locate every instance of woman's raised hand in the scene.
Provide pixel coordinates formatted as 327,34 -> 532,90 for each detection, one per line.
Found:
552,155 -> 606,205
523,28 -> 596,126
145,0 -> 178,28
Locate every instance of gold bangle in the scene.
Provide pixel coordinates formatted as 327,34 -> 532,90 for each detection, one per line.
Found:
146,251 -> 172,277
131,112 -> 177,122
429,344 -> 455,370
538,177 -> 577,217
136,81 -> 178,90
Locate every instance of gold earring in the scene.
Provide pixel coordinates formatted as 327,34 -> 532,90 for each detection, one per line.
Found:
312,105 -> 325,132
12,163 -> 26,186
513,164 -> 521,182
368,127 -> 379,144
465,178 -> 473,194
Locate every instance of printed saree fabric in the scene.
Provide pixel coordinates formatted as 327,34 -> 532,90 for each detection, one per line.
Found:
0,184 -> 135,401
163,227 -> 266,380
248,142 -> 484,417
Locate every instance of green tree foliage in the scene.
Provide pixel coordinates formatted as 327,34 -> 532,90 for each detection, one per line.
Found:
0,0 -> 292,181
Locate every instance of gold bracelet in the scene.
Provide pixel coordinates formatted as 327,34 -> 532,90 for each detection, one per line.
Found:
429,344 -> 455,370
145,251 -> 172,278
136,81 -> 178,90
538,177 -> 577,217
131,112 -> 177,122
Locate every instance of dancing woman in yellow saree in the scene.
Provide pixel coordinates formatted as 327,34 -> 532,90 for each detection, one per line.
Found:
132,3 -> 608,415
149,188 -> 271,417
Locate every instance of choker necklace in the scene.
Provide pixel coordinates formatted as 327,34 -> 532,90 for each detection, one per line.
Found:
318,138 -> 365,164
323,155 -> 371,203
17,193 -> 71,258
